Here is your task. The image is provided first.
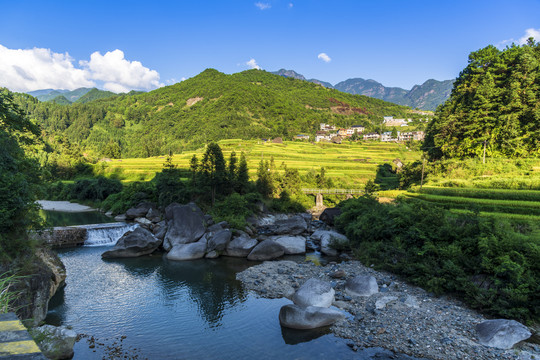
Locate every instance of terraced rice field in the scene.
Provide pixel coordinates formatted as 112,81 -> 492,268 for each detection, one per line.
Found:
405,186 -> 540,226
98,140 -> 420,187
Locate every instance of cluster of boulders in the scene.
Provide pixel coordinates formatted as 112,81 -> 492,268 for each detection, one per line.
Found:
104,202 -> 350,261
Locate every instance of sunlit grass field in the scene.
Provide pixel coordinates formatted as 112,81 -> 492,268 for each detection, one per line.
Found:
96,139 -> 421,188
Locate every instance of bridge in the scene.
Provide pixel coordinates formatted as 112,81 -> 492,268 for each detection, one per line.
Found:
301,188 -> 362,207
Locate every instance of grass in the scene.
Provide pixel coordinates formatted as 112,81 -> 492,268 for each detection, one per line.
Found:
95,140 -> 421,188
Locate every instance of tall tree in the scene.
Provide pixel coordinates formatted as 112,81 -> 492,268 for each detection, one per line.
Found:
200,142 -> 227,205
236,152 -> 249,194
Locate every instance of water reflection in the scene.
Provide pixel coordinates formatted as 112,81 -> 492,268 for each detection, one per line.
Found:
280,326 -> 329,345
40,209 -> 114,227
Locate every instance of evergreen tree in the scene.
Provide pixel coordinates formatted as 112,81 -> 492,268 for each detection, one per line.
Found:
227,151 -> 238,190
236,152 -> 249,194
200,142 -> 227,205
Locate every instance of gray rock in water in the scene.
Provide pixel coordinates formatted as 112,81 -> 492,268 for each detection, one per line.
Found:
31,324 -> 77,360
152,221 -> 167,240
125,202 -> 154,220
319,207 -> 342,226
279,304 -> 345,329
146,207 -> 163,223
292,278 -> 335,308
163,202 -> 206,251
476,319 -> 531,349
310,230 -> 348,256
226,234 -> 258,257
102,227 -> 161,258
207,229 -> 232,252
114,214 -> 127,222
167,241 -> 207,261
259,215 -> 307,235
271,235 -> 306,254
247,240 -> 284,261
205,250 -> 220,259
345,275 -> 379,297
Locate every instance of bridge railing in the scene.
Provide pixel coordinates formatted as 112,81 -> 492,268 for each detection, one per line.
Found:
301,188 -> 363,194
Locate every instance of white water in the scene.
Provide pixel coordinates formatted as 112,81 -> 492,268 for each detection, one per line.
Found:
84,223 -> 139,246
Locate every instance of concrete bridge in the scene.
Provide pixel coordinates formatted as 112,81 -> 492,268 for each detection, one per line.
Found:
301,188 -> 362,207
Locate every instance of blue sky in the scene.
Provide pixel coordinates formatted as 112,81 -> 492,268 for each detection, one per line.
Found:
1,0 -> 539,92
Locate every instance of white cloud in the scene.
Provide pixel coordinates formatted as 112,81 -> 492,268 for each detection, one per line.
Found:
255,2 -> 271,10
80,49 -> 162,93
498,28 -> 540,48
246,58 -> 261,69
518,28 -> 540,44
0,44 -> 162,93
0,44 -> 94,92
317,52 -> 331,63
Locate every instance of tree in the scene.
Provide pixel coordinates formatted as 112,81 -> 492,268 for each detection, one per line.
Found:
227,151 -> 238,190
391,127 -> 398,139
236,152 -> 249,194
200,142 -> 227,205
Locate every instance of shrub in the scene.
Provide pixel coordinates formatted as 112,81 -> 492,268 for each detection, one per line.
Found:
210,193 -> 254,229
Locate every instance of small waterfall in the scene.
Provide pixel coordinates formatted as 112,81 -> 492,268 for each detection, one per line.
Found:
83,223 -> 139,247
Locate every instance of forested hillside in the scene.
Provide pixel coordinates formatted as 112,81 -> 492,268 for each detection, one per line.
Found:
15,69 -> 414,158
424,40 -> 540,159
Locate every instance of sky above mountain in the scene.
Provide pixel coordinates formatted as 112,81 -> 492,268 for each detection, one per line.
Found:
1,0 -> 539,93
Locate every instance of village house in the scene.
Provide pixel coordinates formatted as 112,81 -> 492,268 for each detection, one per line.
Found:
315,131 -> 331,142
349,125 -> 365,134
337,128 -> 348,137
399,131 -> 425,141
363,132 -> 380,140
381,131 -> 399,142
295,134 -> 310,141
320,123 -> 336,131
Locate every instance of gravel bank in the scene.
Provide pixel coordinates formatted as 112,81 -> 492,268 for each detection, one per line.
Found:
37,200 -> 95,212
237,259 -> 539,360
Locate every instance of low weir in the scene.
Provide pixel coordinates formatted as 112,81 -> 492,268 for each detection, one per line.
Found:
36,222 -> 137,248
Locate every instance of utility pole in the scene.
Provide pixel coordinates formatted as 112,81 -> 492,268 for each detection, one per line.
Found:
420,155 -> 425,190
483,140 -> 486,164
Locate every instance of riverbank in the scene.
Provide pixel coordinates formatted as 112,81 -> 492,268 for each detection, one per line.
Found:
237,260 -> 539,360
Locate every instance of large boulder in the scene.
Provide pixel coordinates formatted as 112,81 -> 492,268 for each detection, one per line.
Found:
102,227 -> 161,258
207,229 -> 232,252
226,234 -> 258,257
259,215 -> 307,236
247,240 -> 284,261
146,207 -> 163,223
345,275 -> 379,297
319,207 -> 342,226
476,319 -> 531,349
271,235 -> 306,254
292,278 -> 335,308
163,203 -> 206,251
279,304 -> 345,329
125,202 -> 154,220
31,325 -> 77,360
166,241 -> 207,261
310,230 -> 348,256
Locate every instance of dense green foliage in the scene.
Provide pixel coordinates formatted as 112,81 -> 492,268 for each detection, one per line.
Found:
15,69 -> 416,158
425,40 -> 540,159
46,177 -> 123,203
336,196 -> 539,323
0,89 -> 42,263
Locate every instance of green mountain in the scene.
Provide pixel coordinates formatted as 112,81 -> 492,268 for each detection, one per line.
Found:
17,68 -> 417,158
50,95 -> 71,105
271,69 -> 334,88
334,78 -> 409,104
75,88 -> 117,104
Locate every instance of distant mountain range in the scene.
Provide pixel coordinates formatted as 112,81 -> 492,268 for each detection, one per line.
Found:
27,87 -> 118,104
271,69 -> 454,111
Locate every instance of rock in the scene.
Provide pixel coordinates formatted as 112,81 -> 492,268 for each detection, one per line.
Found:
31,325 -> 77,360
271,235 -> 306,254
345,275 -> 379,297
204,214 -> 214,226
375,296 -> 398,310
146,207 -> 163,223
310,230 -> 348,256
163,202 -> 206,251
135,217 -> 152,226
167,240 -> 207,261
207,223 -> 224,233
102,227 -> 161,258
125,202 -> 154,220
114,214 -> 126,221
292,278 -> 335,308
247,240 -> 285,261
330,270 -> 346,279
259,215 -> 307,235
476,319 -> 532,349
404,295 -> 419,308
217,221 -> 229,228
205,250 -> 220,259
319,207 -> 342,226
152,221 -> 167,240
226,234 -> 258,257
207,229 -> 232,252
279,304 -> 345,329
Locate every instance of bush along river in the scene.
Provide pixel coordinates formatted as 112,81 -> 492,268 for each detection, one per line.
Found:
41,201 -> 537,360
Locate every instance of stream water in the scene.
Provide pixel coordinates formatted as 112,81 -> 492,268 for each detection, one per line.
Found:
45,212 -> 416,359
